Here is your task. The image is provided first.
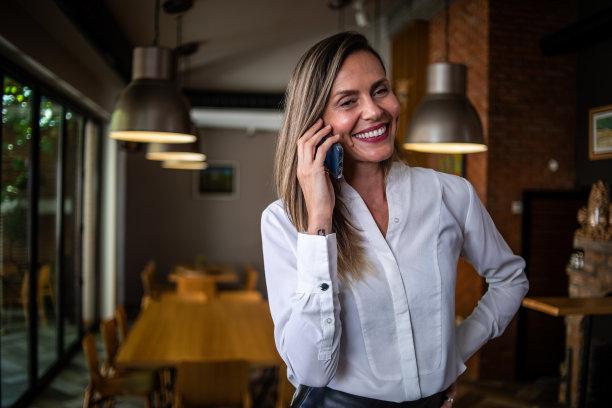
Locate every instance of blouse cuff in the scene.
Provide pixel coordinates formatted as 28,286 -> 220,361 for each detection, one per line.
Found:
296,232 -> 338,294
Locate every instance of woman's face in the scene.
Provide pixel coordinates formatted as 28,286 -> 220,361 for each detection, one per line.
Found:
322,50 -> 400,166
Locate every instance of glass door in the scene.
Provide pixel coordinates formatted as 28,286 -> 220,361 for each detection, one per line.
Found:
1,67 -> 103,407
36,96 -> 62,377
1,76 -> 33,407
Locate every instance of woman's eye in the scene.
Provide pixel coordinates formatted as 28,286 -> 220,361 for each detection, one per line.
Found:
374,87 -> 389,96
339,99 -> 355,107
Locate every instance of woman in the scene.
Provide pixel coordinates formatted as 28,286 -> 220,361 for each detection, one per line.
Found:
261,32 -> 528,407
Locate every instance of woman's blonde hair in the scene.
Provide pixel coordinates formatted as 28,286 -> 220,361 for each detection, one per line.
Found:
274,32 -> 401,285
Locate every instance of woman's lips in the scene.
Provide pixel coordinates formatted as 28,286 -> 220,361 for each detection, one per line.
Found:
352,124 -> 388,143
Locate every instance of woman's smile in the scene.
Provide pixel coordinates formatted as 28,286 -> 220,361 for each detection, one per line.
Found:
352,123 -> 388,142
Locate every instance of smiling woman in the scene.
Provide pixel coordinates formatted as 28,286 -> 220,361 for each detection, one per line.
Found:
261,31 -> 528,408
322,50 -> 400,171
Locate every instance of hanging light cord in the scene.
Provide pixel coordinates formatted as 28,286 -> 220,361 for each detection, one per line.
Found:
444,0 -> 450,62
153,0 -> 161,46
374,0 -> 380,49
176,14 -> 183,49
176,13 -> 184,88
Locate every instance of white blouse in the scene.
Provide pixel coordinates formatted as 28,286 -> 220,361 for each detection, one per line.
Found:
261,162 -> 528,402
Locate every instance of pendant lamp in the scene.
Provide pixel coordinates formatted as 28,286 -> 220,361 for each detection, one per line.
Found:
109,46 -> 196,143
161,160 -> 208,170
403,62 -> 486,153
109,0 -> 196,144
146,141 -> 206,162
403,0 -> 487,154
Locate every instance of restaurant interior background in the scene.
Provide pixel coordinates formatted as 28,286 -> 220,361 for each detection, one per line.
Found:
1,0 -> 612,407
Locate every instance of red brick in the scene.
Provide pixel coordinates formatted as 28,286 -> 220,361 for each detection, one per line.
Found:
585,251 -> 605,265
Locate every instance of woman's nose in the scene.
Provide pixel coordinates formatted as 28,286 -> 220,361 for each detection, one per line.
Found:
361,97 -> 383,120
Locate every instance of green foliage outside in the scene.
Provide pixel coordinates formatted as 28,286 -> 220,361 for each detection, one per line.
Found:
2,77 -> 60,262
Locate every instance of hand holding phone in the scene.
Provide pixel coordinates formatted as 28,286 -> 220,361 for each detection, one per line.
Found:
316,135 -> 343,179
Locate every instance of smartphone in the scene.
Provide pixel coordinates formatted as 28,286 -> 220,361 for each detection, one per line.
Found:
316,135 -> 343,179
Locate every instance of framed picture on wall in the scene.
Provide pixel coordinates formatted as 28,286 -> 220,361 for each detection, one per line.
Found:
589,104 -> 612,160
193,161 -> 239,200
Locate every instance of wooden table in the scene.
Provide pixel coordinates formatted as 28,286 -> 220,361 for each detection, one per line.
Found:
522,297 -> 612,408
522,296 -> 612,316
169,263 -> 239,285
115,297 -> 281,369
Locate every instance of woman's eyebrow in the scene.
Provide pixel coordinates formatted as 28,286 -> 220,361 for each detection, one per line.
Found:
370,78 -> 389,92
330,89 -> 359,99
331,78 -> 390,98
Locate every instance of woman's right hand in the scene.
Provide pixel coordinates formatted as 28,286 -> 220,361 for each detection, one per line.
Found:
296,118 -> 341,235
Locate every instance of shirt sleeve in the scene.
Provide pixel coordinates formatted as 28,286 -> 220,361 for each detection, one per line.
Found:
455,180 -> 529,362
261,202 -> 342,387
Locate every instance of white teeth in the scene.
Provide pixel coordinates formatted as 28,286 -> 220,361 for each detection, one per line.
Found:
354,126 -> 386,139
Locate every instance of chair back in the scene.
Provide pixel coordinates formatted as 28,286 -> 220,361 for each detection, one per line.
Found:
141,260 -> 156,297
176,275 -> 217,300
82,332 -> 104,384
38,264 -> 53,295
100,318 -> 120,373
174,361 -> 251,408
243,264 -> 259,291
115,305 -> 129,342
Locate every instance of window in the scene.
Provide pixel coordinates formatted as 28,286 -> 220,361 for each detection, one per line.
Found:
1,65 -> 103,408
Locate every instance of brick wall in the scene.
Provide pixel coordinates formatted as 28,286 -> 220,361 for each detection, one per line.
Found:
428,0 -> 577,380
488,0 -> 577,253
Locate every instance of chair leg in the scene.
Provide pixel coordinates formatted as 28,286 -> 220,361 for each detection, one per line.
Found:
83,385 -> 93,408
244,393 -> 253,408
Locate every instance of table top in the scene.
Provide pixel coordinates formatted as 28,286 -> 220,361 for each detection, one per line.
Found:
115,297 -> 281,369
522,296 -> 612,317
169,262 -> 239,284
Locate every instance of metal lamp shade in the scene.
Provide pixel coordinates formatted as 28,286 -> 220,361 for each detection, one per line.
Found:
404,62 -> 487,154
109,47 -> 196,143
161,160 -> 208,170
146,141 -> 206,162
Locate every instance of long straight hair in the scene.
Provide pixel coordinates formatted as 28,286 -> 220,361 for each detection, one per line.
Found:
274,32 -> 401,285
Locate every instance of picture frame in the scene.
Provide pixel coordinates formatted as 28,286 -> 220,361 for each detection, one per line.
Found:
588,104 -> 612,160
193,161 -> 239,200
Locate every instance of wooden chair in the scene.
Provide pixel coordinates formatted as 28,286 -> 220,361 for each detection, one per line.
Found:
176,275 -> 217,301
21,264 -> 55,326
82,332 -> 158,408
100,318 -> 123,375
141,260 -> 170,310
218,290 -> 263,303
115,305 -> 129,343
100,317 -> 171,404
243,264 -> 259,291
276,363 -> 296,408
173,361 -> 252,408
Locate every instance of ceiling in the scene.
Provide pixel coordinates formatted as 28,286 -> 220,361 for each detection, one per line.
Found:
57,0 -> 434,95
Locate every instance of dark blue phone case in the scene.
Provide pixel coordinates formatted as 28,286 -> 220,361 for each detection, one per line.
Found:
316,136 -> 343,179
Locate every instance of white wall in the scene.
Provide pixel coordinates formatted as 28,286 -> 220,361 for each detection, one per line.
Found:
123,128 -> 277,309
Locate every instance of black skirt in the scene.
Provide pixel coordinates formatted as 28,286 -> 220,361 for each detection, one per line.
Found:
291,385 -> 446,408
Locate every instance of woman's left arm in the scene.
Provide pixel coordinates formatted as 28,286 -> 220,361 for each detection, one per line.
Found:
455,180 -> 529,362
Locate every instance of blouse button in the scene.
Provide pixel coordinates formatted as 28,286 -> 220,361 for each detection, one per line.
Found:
326,318 -> 333,324
320,283 -> 329,291
394,217 -> 400,223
